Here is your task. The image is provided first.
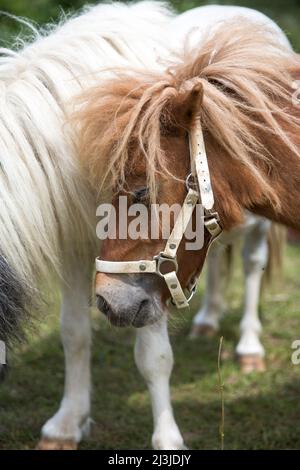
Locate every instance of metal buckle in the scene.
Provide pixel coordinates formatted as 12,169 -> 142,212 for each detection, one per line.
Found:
203,210 -> 222,236
204,210 -> 220,222
185,173 -> 199,192
154,253 -> 178,277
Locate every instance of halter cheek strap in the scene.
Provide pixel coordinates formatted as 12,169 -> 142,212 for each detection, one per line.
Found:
95,118 -> 222,309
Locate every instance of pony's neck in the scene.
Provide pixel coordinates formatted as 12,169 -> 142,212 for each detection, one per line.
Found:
249,151 -> 300,231
209,122 -> 300,231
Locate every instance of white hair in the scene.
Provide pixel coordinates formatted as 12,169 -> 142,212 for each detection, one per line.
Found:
0,1 -> 173,288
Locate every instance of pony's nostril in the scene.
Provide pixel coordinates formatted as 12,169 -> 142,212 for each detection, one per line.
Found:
130,298 -> 152,327
96,295 -> 111,316
138,299 -> 150,313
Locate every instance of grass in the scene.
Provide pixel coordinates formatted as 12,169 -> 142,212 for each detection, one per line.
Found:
0,244 -> 300,450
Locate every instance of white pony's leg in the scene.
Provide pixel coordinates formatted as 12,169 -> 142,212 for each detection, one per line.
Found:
189,243 -> 225,338
37,266 -> 91,449
236,220 -> 270,372
134,314 -> 185,450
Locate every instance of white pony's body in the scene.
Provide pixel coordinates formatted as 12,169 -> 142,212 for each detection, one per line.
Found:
191,214 -> 271,373
170,4 -> 291,49
0,1 -> 172,286
0,3 -> 290,449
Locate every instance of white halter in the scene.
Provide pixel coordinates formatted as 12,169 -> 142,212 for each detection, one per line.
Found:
95,118 -> 222,308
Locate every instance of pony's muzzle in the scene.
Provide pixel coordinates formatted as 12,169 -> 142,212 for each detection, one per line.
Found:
96,294 -> 152,327
95,273 -> 163,328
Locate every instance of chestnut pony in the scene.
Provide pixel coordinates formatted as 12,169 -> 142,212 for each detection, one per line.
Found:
76,20 -> 300,325
74,20 -> 300,447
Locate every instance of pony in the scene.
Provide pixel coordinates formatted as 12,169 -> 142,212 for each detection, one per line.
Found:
74,20 -> 300,448
0,1 -> 291,450
0,0 -> 174,450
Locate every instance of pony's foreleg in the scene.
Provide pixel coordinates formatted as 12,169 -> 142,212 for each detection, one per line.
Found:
237,220 -> 270,373
189,243 -> 225,338
134,314 -> 186,450
37,267 -> 91,450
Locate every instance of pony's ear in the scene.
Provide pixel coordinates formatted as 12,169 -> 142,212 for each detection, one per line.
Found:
165,82 -> 203,133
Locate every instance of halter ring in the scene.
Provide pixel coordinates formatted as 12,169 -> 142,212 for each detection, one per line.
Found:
185,173 -> 198,192
154,253 -> 178,277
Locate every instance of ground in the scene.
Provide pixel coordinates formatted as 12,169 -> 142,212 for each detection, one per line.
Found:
0,244 -> 300,450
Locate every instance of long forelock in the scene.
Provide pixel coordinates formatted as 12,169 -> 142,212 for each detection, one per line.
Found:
74,71 -> 183,201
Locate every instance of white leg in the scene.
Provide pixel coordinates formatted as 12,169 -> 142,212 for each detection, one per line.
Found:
38,265 -> 92,449
236,220 -> 270,369
190,243 -> 225,337
134,314 -> 185,450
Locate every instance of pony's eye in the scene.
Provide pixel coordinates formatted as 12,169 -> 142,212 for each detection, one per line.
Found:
132,187 -> 149,204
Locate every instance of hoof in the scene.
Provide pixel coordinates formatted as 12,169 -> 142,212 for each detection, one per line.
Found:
238,354 -> 266,374
189,324 -> 217,339
36,439 -> 78,450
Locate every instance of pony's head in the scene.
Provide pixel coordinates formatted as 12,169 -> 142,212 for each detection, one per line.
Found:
101,82 -> 211,327
75,20 -> 300,327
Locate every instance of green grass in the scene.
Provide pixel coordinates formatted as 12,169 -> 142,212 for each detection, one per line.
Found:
0,244 -> 300,450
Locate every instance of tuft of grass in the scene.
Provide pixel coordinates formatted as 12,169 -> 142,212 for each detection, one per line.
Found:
218,336 -> 225,450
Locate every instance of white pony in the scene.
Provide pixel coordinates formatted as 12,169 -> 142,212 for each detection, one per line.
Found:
190,215 -> 282,373
0,2 -> 290,450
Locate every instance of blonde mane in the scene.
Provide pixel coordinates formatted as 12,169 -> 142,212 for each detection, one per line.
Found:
75,19 -> 300,206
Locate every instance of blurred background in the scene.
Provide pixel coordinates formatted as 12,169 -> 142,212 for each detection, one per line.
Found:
0,0 -> 300,50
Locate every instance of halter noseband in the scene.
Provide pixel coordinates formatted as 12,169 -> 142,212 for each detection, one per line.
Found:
95,118 -> 222,308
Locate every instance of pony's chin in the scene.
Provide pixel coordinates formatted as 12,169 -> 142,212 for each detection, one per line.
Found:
105,298 -> 164,328
95,276 -> 166,328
